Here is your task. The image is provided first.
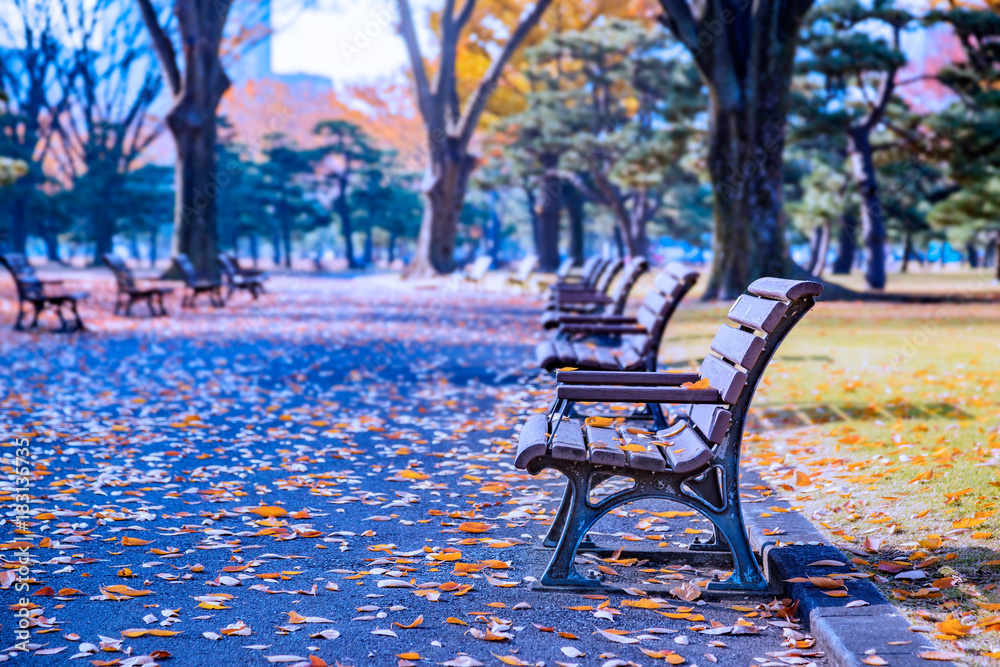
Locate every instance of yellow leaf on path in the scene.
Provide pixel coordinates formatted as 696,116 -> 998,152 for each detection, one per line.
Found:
492,654 -> 531,666
250,506 -> 288,518
393,615 -> 423,629
430,551 -> 462,562
669,582 -> 701,601
444,617 -> 467,626
397,470 -> 429,480
102,585 -> 152,597
621,598 -> 663,609
935,619 -> 971,637
458,522 -> 492,533
918,535 -> 942,549
794,471 -> 813,487
918,651 -> 963,661
862,656 -> 888,665
396,654 -> 423,661
121,537 -> 152,546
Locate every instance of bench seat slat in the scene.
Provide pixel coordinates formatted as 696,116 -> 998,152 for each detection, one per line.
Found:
710,324 -> 766,369
619,429 -> 666,472
551,418 -> 586,461
700,354 -> 748,405
728,294 -> 788,333
660,424 -> 714,474
585,425 -> 626,466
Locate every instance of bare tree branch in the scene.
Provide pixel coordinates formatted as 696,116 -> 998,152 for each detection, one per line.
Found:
135,0 -> 180,95
397,0 -> 435,127
457,0 -> 554,148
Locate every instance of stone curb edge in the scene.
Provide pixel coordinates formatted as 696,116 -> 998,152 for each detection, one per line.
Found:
740,471 -> 952,667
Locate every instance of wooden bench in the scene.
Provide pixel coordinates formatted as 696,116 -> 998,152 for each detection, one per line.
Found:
504,255 -> 539,291
542,256 -> 648,329
547,256 -> 610,296
0,253 -> 88,332
218,254 -> 265,301
102,254 -> 173,317
222,253 -> 266,279
515,278 -> 823,591
536,264 -> 699,375
173,254 -> 223,308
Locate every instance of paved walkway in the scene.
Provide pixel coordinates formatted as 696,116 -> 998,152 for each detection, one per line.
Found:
1,275 -> 824,666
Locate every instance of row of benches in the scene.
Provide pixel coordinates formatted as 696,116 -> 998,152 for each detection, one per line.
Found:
516,260 -> 823,592
0,253 -> 267,332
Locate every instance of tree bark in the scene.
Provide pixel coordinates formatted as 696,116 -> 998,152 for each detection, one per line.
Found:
563,180 -> 585,265
397,0 -> 554,276
807,222 -> 830,276
848,127 -> 887,290
966,240 -> 980,268
902,231 -> 913,273
487,190 -> 502,266
833,213 -> 858,275
658,0 -> 812,299
137,0 -> 232,279
335,177 -> 359,269
536,157 -> 562,271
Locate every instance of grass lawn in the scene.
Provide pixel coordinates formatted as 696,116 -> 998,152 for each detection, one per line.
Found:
649,269 -> 1000,663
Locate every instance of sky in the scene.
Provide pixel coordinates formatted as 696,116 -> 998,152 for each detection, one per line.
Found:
271,0 -> 440,86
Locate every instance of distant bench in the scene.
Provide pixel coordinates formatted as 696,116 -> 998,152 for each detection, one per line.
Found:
1,253 -> 88,332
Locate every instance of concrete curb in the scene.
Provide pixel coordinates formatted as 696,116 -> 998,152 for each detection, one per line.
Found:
740,472 -> 951,667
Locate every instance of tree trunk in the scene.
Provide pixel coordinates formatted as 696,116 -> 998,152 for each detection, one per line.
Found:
807,222 -> 831,276
8,193 -> 28,254
168,97 -> 224,277
629,213 -> 649,258
563,180 -> 585,265
335,188 -> 358,269
612,226 -> 625,258
271,227 -> 281,266
847,126 -> 887,290
250,233 -> 259,268
487,190 -> 502,266
967,240 -> 980,268
149,227 -> 158,267
704,104 -> 789,298
408,147 -> 475,276
41,224 -> 61,264
281,213 -> 292,269
388,231 -> 398,263
902,231 -> 913,273
536,159 -> 562,271
833,213 -> 858,274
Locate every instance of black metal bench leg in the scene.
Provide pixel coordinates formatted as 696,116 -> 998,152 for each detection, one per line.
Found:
540,477 -> 604,588
543,479 -> 602,550
542,483 -> 574,548
703,510 -> 768,592
28,302 -> 42,329
689,525 -> 730,552
15,302 -> 26,330
158,293 -> 168,316
55,303 -> 69,331
68,300 -> 84,331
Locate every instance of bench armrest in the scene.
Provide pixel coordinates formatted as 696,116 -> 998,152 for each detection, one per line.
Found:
559,324 -> 646,336
554,293 -> 611,305
40,279 -> 64,285
550,283 -> 593,292
556,315 -> 637,325
555,370 -> 700,386
556,385 -> 722,404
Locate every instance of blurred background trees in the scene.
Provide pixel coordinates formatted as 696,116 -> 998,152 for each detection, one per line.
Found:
0,0 -> 997,290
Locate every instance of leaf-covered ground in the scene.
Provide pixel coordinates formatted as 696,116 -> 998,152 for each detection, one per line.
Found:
1,274 -> 822,667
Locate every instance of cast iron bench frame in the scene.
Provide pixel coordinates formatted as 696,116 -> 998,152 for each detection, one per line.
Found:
173,254 -> 224,308
218,253 -> 265,301
517,278 -> 823,592
0,253 -> 88,332
102,254 -> 172,317
542,256 -> 649,329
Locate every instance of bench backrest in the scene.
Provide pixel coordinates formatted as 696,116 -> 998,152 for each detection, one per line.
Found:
688,278 -> 823,455
217,253 -> 239,281
102,254 -> 136,291
561,256 -> 600,287
592,257 -> 624,295
1,253 -> 43,299
555,257 -> 575,279
467,256 -> 492,281
606,256 -> 649,315
514,255 -> 538,281
621,264 -> 700,369
173,254 -> 199,285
